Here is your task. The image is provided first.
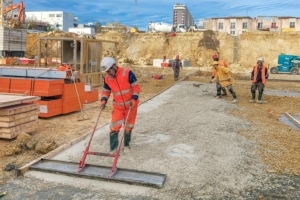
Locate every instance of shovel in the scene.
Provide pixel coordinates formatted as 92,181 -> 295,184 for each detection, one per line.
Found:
193,83 -> 203,87
202,82 -> 212,92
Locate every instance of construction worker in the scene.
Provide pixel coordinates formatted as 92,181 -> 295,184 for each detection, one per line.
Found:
172,55 -> 182,81
100,57 -> 140,153
210,61 -> 237,103
211,53 -> 228,96
250,57 -> 268,103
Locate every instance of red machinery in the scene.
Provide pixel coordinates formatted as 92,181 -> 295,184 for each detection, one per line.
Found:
3,1 -> 25,27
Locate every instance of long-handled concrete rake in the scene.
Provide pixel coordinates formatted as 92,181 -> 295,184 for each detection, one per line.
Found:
28,105 -> 167,188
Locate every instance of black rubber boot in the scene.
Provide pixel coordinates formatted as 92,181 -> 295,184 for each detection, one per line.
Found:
109,131 -> 119,151
221,87 -> 227,96
124,130 -> 132,147
258,93 -> 263,101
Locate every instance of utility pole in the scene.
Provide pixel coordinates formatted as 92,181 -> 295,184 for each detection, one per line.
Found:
0,0 -> 4,27
134,0 -> 137,28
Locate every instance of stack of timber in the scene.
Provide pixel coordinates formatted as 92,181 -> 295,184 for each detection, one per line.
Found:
0,94 -> 40,139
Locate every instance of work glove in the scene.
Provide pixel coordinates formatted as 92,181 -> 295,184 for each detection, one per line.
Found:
130,99 -> 138,108
100,100 -> 107,109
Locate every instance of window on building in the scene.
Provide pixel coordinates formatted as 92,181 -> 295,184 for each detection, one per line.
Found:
230,22 -> 235,29
290,22 -> 295,28
49,14 -> 55,17
271,22 -> 276,28
56,14 -> 62,17
218,22 -> 223,29
230,30 -> 235,35
242,22 -> 248,29
257,22 -> 263,29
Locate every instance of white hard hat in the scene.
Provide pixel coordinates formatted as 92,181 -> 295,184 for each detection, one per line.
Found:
258,57 -> 264,62
101,57 -> 116,72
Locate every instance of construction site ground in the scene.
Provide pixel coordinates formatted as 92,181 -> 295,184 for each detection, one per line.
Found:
1,66 -> 300,199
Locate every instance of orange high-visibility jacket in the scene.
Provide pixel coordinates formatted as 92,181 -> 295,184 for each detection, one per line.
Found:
252,65 -> 267,85
212,60 -> 228,77
102,67 -> 140,109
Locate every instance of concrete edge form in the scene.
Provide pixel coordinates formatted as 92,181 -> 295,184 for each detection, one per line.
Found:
284,112 -> 300,128
29,159 -> 167,188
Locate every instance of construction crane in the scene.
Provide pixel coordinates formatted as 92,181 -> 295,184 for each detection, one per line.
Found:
0,0 -> 25,28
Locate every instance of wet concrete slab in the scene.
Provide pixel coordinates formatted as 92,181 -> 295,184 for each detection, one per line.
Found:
279,114 -> 300,131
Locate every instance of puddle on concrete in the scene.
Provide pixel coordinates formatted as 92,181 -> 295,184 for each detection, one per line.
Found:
279,115 -> 300,131
265,89 -> 300,97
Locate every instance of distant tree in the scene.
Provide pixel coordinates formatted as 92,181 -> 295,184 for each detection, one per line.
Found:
113,21 -> 121,26
27,23 -> 32,29
95,21 -> 102,33
46,24 -> 54,31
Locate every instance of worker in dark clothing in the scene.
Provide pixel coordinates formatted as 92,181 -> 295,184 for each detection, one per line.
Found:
250,57 -> 269,103
172,55 -> 182,81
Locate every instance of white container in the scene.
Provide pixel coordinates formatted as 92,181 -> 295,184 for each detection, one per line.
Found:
153,59 -> 173,67
69,27 -> 95,35
85,84 -> 93,92
182,60 -> 191,67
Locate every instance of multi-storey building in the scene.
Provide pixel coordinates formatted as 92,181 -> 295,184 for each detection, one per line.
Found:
207,16 -> 253,36
173,3 -> 194,29
254,16 -> 300,32
25,11 -> 78,32
207,16 -> 300,36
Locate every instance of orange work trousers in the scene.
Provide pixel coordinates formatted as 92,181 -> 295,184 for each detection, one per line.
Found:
110,101 -> 139,132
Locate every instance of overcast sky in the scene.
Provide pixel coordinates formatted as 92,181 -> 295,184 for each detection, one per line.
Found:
23,0 -> 300,31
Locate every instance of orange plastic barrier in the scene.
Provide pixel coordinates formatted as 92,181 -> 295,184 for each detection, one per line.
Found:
32,79 -> 64,97
34,98 -> 63,118
84,89 -> 99,104
0,77 -> 11,93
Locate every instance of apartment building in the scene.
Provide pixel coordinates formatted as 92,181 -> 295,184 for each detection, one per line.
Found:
207,16 -> 300,36
207,16 -> 253,36
173,3 -> 194,28
254,16 -> 300,32
25,11 -> 78,32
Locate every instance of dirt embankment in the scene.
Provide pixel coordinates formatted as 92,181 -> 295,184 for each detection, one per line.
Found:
26,31 -> 300,71
94,31 -> 300,69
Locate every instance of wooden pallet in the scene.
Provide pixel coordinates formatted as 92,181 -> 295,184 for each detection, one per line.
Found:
0,103 -> 39,139
0,115 -> 38,127
0,120 -> 38,139
0,110 -> 39,122
0,103 -> 39,115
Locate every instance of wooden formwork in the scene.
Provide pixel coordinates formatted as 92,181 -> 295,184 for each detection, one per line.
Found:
37,37 -> 117,87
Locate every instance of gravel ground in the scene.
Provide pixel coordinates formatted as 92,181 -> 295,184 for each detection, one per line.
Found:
1,81 -> 300,199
